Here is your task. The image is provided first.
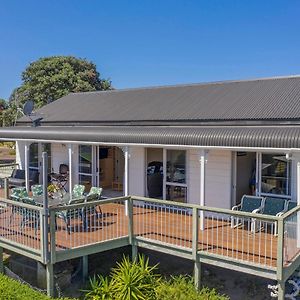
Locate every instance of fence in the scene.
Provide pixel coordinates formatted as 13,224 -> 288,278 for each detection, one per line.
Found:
0,194 -> 299,280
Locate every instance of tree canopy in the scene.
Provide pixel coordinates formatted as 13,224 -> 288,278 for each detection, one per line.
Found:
10,56 -> 112,108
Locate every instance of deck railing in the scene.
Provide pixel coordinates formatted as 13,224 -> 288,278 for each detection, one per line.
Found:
0,194 -> 299,281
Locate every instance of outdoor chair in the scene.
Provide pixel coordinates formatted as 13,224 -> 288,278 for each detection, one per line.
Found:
56,197 -> 86,234
84,187 -> 103,219
50,164 -> 69,192
8,169 -> 39,188
72,184 -> 85,198
20,197 -> 40,234
231,195 -> 264,228
9,187 -> 28,224
31,184 -> 43,197
253,197 -> 287,235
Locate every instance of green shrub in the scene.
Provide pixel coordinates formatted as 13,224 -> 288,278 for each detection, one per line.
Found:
84,255 -> 159,300
110,255 -> 159,300
155,275 -> 229,300
0,273 -> 75,300
84,255 -> 228,300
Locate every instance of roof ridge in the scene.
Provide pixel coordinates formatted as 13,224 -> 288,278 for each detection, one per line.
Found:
71,74 -> 300,95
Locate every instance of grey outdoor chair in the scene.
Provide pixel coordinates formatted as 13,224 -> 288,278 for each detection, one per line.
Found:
252,197 -> 287,235
231,195 -> 264,229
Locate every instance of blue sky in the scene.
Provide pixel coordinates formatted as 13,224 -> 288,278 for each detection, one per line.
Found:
0,0 -> 300,100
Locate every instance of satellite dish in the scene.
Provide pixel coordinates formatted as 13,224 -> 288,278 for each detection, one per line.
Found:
23,100 -> 34,116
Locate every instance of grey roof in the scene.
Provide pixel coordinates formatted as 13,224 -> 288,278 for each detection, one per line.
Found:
17,75 -> 300,126
1,126 -> 300,149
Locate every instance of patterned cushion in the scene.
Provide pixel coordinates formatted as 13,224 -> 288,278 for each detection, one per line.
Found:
11,187 -> 28,200
86,187 -> 103,201
31,185 -> 43,197
88,187 -> 103,197
72,184 -> 85,198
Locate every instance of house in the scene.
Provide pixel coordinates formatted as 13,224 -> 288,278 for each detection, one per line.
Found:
0,75 -> 300,299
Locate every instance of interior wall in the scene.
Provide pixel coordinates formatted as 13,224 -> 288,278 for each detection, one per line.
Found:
146,148 -> 163,165
236,152 -> 256,203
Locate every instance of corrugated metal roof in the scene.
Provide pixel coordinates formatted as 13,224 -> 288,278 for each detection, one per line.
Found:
17,76 -> 300,125
1,126 -> 300,149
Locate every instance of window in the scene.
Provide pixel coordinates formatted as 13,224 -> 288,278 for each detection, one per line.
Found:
78,145 -> 93,190
166,150 -> 187,203
29,143 -> 39,169
261,153 -> 291,197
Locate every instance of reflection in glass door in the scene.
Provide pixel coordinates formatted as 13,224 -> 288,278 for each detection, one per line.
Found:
165,150 -> 187,203
78,145 -> 94,191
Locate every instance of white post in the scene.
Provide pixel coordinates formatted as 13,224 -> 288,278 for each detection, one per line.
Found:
163,149 -> 167,200
297,160 -> 300,248
124,146 -> 129,215
68,144 -> 73,194
24,142 -> 30,192
200,150 -> 206,230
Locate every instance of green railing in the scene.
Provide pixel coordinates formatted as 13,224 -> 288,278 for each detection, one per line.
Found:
0,194 -> 299,282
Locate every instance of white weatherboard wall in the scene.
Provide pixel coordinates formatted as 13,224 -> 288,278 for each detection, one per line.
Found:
187,149 -> 201,205
129,147 -> 145,196
205,150 -> 232,209
187,149 -> 232,209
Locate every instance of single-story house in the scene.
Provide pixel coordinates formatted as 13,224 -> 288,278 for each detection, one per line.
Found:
1,75 -> 300,208
1,75 -> 300,299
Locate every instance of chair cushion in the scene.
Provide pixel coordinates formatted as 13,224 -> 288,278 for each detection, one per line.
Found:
287,201 -> 297,211
240,195 -> 263,212
263,197 -> 286,216
72,184 -> 85,198
31,185 -> 43,197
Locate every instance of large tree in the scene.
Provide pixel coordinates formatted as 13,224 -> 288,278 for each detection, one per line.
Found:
10,56 -> 112,108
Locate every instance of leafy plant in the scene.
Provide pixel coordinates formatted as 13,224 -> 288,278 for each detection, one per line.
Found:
0,273 -> 75,300
84,275 -> 113,300
110,255 -> 159,300
155,275 -> 229,300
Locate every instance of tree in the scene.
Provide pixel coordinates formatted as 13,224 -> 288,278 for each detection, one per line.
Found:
9,56 -> 112,108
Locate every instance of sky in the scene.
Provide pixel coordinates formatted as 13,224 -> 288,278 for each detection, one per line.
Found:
0,0 -> 300,100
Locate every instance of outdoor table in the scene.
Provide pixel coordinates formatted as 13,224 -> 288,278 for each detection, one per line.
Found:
33,193 -> 71,208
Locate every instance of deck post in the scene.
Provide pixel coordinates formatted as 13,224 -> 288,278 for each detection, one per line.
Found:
82,255 -> 88,281
199,150 -> 206,230
24,142 -> 30,192
276,217 -> 285,299
128,197 -> 137,260
0,247 -> 4,273
68,144 -> 73,194
124,146 -> 129,215
42,152 -> 49,263
192,207 -> 201,289
277,280 -> 285,300
4,177 -> 9,199
297,160 -> 300,248
46,263 -> 55,297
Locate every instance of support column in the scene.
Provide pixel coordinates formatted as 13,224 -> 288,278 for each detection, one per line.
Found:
4,177 -> 9,199
297,160 -> 300,248
46,263 -> 55,297
0,247 -> 4,274
192,207 -> 201,289
82,256 -> 88,281
68,144 -> 73,194
124,146 -> 129,215
277,280 -> 285,300
24,143 -> 30,192
199,150 -> 206,230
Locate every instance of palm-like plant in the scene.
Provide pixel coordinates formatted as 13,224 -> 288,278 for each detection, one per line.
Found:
110,255 -> 159,300
84,275 -> 113,300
